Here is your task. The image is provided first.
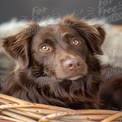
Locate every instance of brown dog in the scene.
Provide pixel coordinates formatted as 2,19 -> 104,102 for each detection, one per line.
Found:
1,16 -> 114,109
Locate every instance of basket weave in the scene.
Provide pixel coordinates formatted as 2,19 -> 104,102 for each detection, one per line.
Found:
0,94 -> 122,122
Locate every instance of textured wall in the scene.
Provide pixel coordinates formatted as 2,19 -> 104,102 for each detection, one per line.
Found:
0,0 -> 122,24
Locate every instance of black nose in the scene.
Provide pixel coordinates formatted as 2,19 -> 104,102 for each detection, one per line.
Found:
63,58 -> 83,71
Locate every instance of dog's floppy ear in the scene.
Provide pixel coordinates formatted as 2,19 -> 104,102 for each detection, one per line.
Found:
3,22 -> 40,69
63,16 -> 106,55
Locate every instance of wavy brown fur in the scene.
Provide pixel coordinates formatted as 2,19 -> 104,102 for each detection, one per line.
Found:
1,16 -> 105,109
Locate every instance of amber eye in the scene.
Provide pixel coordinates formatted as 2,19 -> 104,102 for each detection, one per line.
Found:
40,44 -> 52,52
72,39 -> 81,46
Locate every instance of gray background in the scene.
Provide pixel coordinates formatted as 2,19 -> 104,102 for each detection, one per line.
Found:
0,0 -> 122,25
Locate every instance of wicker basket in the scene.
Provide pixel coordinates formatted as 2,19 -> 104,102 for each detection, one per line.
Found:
0,94 -> 122,122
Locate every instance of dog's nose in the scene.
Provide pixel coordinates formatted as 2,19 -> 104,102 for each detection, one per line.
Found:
63,58 -> 83,71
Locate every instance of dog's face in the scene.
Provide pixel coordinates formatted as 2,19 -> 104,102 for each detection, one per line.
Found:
32,24 -> 89,80
3,16 -> 105,81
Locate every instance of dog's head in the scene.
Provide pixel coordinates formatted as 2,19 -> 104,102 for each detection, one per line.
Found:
3,16 -> 105,81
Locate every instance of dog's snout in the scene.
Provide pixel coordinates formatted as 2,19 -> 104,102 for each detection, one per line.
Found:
63,58 -> 83,71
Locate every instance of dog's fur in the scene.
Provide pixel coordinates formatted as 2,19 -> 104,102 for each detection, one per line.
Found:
0,16 -> 122,110
1,16 -> 106,109
1,18 -> 122,68
100,67 -> 122,110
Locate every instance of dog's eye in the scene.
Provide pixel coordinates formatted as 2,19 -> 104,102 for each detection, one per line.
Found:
40,44 -> 52,52
72,39 -> 81,46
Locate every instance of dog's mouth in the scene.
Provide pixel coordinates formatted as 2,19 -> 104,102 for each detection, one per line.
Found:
67,74 -> 84,80
43,66 -> 86,81
43,70 -> 84,81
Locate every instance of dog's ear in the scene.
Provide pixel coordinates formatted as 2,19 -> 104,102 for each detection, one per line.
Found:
63,16 -> 106,55
3,22 -> 40,69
